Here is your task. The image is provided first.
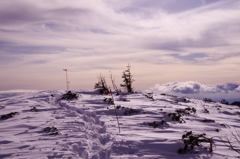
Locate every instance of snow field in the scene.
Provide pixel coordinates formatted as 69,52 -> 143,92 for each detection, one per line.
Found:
0,91 -> 113,159
102,92 -> 240,158
0,90 -> 240,158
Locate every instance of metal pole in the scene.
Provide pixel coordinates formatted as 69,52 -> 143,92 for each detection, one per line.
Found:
66,70 -> 69,91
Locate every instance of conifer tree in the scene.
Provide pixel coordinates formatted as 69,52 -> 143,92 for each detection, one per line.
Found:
120,64 -> 134,93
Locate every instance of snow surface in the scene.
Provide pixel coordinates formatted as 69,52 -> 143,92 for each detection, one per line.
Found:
0,90 -> 38,100
0,90 -> 240,158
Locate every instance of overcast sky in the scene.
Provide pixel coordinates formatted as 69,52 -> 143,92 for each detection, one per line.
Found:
1,0 -> 240,91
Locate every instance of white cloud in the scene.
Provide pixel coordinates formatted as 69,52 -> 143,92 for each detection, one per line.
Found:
151,81 -> 240,94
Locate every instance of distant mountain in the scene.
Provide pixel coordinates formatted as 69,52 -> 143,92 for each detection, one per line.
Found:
231,101 -> 240,106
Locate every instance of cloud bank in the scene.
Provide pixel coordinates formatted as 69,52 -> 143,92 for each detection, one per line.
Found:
0,0 -> 240,90
151,81 -> 240,94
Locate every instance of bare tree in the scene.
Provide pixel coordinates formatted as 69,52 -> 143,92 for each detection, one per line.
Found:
109,71 -> 121,95
94,74 -> 109,94
217,128 -> 240,154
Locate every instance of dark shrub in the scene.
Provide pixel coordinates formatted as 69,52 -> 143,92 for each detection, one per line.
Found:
143,93 -> 154,100
178,131 -> 213,154
103,98 -> 114,104
203,118 -> 215,123
168,107 -> 196,123
220,99 -> 229,105
1,112 -> 19,120
123,108 -> 140,115
116,105 -> 125,109
182,97 -> 190,103
94,75 -> 110,94
61,91 -> 79,100
44,126 -> 60,135
219,123 -> 230,128
44,126 -> 58,132
49,132 -> 61,135
176,107 -> 196,115
168,113 -> 185,123
119,98 -> 130,102
203,98 -> 215,103
30,107 -> 39,112
147,120 -> 169,128
204,108 -> 209,113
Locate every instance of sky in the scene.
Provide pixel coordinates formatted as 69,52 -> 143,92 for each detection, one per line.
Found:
1,0 -> 240,91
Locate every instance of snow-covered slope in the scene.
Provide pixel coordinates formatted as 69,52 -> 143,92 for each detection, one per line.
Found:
0,90 -> 239,159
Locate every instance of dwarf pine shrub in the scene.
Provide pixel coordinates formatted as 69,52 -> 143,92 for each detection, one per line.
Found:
30,107 -> 39,112
123,108 -> 140,115
1,112 -> 19,120
220,99 -> 229,105
178,131 -> 213,154
94,75 -> 110,94
168,113 -> 185,123
147,120 -> 169,128
44,126 -> 61,135
61,91 -> 79,100
203,98 -> 215,103
103,98 -> 114,104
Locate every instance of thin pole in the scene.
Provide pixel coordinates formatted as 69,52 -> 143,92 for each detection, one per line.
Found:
63,69 -> 69,91
66,70 -> 69,90
109,87 -> 121,133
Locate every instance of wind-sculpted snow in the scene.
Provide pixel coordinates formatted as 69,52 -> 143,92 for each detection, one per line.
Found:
0,90 -> 240,158
0,90 -> 113,158
152,81 -> 240,94
0,89 -> 38,99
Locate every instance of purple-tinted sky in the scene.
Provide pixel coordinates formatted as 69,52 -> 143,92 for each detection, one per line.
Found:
0,0 -> 240,90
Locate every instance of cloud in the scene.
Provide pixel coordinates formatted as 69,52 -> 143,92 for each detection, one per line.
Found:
0,0 -> 240,90
0,45 -> 65,55
28,60 -> 49,65
0,5 -> 41,25
1,0 -> 240,55
108,0 -> 218,14
151,81 -> 240,94
168,53 -> 208,61
216,83 -> 240,93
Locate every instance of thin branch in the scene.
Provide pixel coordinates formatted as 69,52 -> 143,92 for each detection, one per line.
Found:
109,71 -> 120,95
109,87 -> 121,133
231,129 -> 240,145
217,135 -> 240,154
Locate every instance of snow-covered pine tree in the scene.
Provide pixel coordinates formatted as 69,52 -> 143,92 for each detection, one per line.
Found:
120,64 -> 134,93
